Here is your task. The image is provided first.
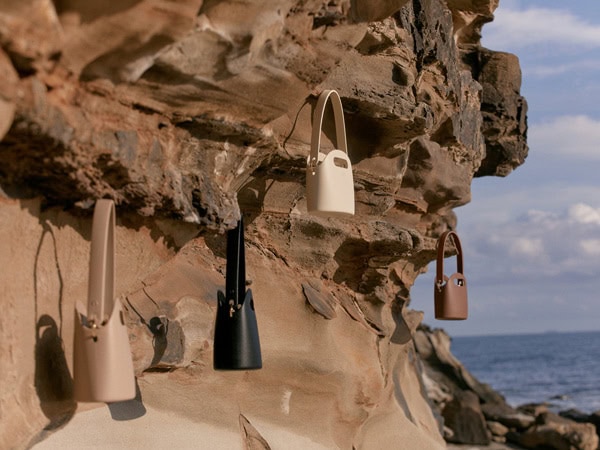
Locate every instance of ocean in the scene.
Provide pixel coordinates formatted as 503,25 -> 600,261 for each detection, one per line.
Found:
450,331 -> 600,414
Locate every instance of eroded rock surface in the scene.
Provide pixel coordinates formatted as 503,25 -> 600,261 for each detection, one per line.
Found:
415,326 -> 600,450
0,0 -> 528,448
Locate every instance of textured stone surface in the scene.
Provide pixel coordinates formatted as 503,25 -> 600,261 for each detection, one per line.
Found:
516,412 -> 599,450
414,325 -> 531,445
0,0 -> 528,448
414,326 -> 600,449
443,390 -> 491,445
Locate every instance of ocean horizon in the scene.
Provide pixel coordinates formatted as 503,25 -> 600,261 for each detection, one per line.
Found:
448,328 -> 600,339
449,329 -> 600,414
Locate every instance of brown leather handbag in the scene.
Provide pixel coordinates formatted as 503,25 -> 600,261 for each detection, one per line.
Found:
434,231 -> 468,320
73,199 -> 136,402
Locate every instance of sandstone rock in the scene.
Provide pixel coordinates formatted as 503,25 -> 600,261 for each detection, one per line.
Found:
0,0 -> 528,447
351,0 -> 411,22
487,420 -> 510,438
482,402 -> 536,430
443,390 -> 491,445
560,409 -> 600,440
515,412 -> 599,450
0,0 -> 63,73
414,324 -> 539,446
415,326 -> 506,405
560,408 -> 592,424
446,0 -> 498,46
240,413 -> 272,450
0,48 -> 17,139
518,402 -> 551,417
468,49 -> 528,176
301,281 -> 338,319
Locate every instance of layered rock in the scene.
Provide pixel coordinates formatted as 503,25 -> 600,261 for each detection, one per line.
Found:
515,411 -> 599,450
0,0 -> 528,448
416,327 -> 599,450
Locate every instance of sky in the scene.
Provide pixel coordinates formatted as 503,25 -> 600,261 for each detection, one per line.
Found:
410,0 -> 600,336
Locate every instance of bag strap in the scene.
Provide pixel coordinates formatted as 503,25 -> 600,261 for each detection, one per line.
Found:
309,89 -> 348,167
225,217 -> 246,312
436,231 -> 464,284
87,199 -> 116,325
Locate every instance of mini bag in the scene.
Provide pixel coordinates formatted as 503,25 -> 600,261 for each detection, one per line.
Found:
306,89 -> 355,216
73,199 -> 136,402
434,231 -> 468,320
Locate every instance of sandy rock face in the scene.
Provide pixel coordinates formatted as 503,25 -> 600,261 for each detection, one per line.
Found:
0,0 -> 527,448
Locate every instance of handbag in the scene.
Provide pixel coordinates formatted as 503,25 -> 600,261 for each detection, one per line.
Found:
434,231 -> 468,320
213,217 -> 262,370
306,89 -> 355,216
73,199 -> 136,402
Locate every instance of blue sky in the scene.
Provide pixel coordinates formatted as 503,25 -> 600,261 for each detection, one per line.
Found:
410,0 -> 600,336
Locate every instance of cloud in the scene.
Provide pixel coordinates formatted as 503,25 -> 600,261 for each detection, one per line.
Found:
569,203 -> 600,225
484,7 -> 600,49
581,239 -> 600,256
508,237 -> 544,259
525,59 -> 600,78
463,202 -> 600,283
528,115 -> 600,160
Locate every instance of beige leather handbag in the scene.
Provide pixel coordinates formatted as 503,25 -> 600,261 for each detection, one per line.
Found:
73,199 -> 136,402
434,231 -> 468,320
306,89 -> 355,216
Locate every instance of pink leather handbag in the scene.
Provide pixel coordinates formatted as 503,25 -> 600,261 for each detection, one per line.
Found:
434,231 -> 468,320
73,199 -> 136,402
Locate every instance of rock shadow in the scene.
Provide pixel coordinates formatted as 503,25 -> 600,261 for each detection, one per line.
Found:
332,237 -> 370,293
34,223 -> 76,429
390,301 -> 413,345
34,315 -> 77,429
149,316 -> 168,367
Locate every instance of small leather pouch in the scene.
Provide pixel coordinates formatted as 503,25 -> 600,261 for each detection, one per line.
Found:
434,231 -> 468,320
73,199 -> 136,402
306,89 -> 355,216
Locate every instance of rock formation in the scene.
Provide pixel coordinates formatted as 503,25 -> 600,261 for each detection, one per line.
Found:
416,327 -> 600,450
0,0 -> 528,448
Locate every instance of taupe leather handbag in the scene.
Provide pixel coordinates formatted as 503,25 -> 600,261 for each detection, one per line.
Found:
306,89 -> 355,216
73,199 -> 136,402
434,231 -> 468,320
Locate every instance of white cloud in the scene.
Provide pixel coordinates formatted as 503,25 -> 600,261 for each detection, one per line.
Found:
569,203 -> 600,226
581,239 -> 600,256
528,115 -> 600,160
509,237 -> 544,258
463,202 -> 600,283
525,59 -> 600,78
484,7 -> 600,49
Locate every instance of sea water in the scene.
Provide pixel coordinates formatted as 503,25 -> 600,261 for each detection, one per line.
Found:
450,331 -> 600,414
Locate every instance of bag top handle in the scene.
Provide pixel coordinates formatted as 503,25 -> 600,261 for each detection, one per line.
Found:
309,89 -> 348,167
436,230 -> 464,283
87,199 -> 116,325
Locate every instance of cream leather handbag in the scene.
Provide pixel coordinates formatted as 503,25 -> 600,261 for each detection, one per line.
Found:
306,90 -> 355,216
73,199 -> 136,402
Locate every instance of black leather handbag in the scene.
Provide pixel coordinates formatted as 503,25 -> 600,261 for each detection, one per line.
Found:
213,217 -> 262,370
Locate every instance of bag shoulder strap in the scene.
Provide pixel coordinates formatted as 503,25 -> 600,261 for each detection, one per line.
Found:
309,89 -> 348,167
87,199 -> 116,325
436,230 -> 464,283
